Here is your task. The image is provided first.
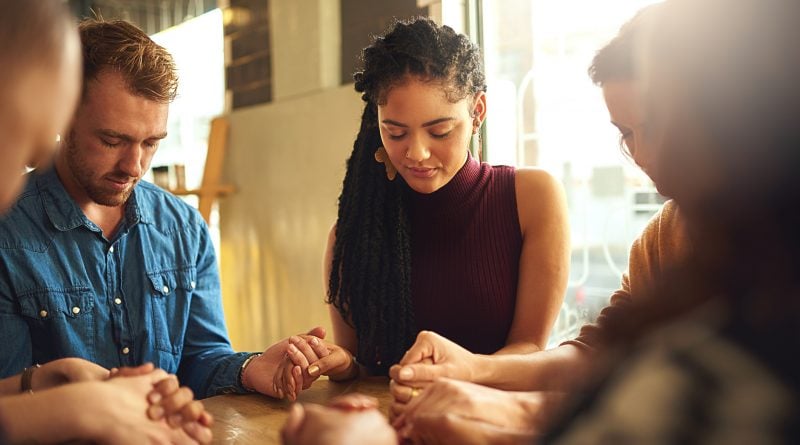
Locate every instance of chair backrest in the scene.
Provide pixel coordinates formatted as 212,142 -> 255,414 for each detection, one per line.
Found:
198,116 -> 230,223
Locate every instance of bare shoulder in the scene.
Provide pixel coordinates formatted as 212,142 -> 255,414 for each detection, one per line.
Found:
323,223 -> 338,280
513,167 -> 568,234
327,223 -> 337,246
514,167 -> 566,212
514,167 -> 562,196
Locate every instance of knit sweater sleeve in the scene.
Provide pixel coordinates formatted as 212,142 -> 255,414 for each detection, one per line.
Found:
562,200 -> 682,351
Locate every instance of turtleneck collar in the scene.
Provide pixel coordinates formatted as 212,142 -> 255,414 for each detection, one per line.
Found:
406,151 -> 486,216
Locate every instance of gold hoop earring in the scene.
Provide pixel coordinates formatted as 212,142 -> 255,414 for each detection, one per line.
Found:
374,146 -> 397,181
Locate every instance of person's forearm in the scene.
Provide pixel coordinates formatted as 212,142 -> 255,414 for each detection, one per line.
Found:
512,390 -> 569,430
473,344 -> 591,391
0,386 -> 95,443
0,375 -> 22,396
494,341 -> 542,355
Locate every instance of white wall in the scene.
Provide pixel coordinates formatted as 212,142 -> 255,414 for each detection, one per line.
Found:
218,0 -> 365,351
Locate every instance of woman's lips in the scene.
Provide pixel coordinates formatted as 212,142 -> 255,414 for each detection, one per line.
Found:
406,166 -> 437,178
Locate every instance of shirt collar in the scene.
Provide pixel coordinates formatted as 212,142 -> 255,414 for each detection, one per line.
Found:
36,167 -> 152,232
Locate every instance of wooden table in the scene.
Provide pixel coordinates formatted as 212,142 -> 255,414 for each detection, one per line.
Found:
204,377 -> 391,444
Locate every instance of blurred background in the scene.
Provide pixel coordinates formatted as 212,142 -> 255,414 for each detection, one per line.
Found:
66,0 -> 664,351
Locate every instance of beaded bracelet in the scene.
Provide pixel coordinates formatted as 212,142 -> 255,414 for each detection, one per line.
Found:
238,353 -> 262,392
20,364 -> 40,394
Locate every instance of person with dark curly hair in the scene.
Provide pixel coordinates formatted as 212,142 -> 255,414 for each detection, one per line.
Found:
387,2 -> 684,400
273,17 -> 570,401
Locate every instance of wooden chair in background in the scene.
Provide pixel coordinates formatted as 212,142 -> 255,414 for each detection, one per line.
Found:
170,116 -> 235,224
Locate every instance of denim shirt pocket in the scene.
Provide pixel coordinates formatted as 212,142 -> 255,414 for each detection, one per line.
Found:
147,267 -> 196,355
18,286 -> 96,361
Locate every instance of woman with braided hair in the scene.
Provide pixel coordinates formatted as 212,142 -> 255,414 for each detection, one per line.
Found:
273,17 -> 569,401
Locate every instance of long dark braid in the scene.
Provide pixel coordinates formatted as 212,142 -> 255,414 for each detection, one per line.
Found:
328,17 -> 486,373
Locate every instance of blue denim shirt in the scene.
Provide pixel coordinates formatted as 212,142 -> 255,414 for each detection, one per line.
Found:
0,168 -> 251,398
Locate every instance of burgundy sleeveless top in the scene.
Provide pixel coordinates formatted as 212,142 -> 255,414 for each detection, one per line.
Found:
408,154 -> 522,354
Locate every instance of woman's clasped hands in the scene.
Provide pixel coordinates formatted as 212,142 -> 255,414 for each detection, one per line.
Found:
269,327 -> 359,401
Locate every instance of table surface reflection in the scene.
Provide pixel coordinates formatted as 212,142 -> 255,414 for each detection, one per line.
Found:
204,377 -> 391,444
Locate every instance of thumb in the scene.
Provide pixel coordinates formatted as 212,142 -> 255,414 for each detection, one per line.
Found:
392,362 -> 444,383
306,326 -> 326,340
109,362 -> 156,378
308,353 -> 351,377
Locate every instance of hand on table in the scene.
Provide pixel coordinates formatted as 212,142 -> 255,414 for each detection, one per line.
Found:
273,333 -> 331,401
77,371 -> 212,444
31,357 -> 110,391
393,378 -> 539,436
388,331 -> 478,418
240,326 -> 328,400
268,329 -> 358,401
110,363 -> 213,444
281,394 -> 396,445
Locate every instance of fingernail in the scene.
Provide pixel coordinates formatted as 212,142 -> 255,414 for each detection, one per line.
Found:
147,391 -> 162,404
288,344 -> 299,354
310,337 -> 319,346
399,367 -> 413,380
148,405 -> 164,420
278,389 -> 284,399
308,365 -> 319,376
289,336 -> 300,344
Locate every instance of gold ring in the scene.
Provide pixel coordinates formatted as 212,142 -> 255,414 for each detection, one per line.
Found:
410,387 -> 421,398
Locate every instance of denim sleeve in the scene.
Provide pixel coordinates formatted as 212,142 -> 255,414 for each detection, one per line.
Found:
0,286 -> 32,377
176,219 -> 252,398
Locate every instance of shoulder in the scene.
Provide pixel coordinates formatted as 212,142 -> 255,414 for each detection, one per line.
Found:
325,223 -> 337,254
0,174 -> 50,245
513,167 -> 562,196
656,199 -> 685,242
4,172 -> 45,214
512,168 -> 567,230
134,181 -> 205,229
630,199 -> 688,275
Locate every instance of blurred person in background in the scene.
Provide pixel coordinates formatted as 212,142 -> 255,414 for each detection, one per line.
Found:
0,1 -> 211,443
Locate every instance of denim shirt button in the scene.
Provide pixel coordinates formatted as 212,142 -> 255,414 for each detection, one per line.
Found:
121,346 -> 130,355
190,281 -> 196,289
114,297 -> 122,305
109,245 -> 115,253
162,285 -> 169,294
39,310 -> 47,318
71,306 -> 80,315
